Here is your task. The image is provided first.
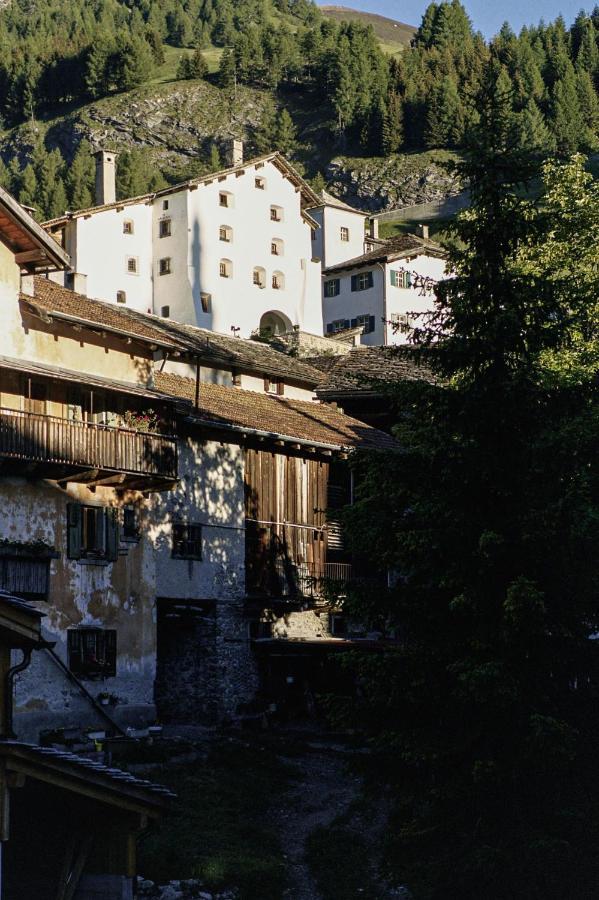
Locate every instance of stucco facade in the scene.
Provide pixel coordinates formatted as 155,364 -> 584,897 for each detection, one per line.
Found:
323,251 -> 447,346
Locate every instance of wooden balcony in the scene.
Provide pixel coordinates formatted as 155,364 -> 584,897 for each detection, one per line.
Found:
0,408 -> 177,490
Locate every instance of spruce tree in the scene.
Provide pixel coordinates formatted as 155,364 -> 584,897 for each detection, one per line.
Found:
274,109 -> 297,156
209,144 -> 222,171
518,97 -> 553,153
550,62 -> 584,154
66,140 -> 94,210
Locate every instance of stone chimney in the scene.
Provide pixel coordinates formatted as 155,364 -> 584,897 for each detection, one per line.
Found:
226,139 -> 244,168
21,274 -> 35,296
67,272 -> 88,296
417,224 -> 430,240
95,150 -> 117,206
369,217 -> 379,240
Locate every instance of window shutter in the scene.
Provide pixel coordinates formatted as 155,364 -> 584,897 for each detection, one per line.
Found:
276,381 -> 284,396
264,376 -> 271,391
350,318 -> 357,328
106,509 -> 119,562
333,279 -> 339,296
67,630 -> 82,668
369,315 -> 375,333
390,270 -> 396,287
366,271 -> 374,289
104,630 -> 117,676
350,275 -> 357,292
67,504 -> 82,560
344,319 -> 351,330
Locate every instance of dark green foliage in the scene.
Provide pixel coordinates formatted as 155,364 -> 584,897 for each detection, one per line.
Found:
341,62 -> 599,899
177,49 -> 208,80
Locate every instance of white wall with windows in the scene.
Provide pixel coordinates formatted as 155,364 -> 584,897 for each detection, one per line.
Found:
309,204 -> 367,269
152,159 -> 323,338
52,204 -> 154,312
323,252 -> 447,345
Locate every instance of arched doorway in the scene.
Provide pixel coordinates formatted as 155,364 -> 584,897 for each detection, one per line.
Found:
259,310 -> 292,337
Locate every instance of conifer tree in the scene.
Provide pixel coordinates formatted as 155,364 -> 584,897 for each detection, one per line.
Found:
550,62 -> 584,154
218,48 -> 236,90
66,140 -> 94,210
274,109 -> 297,156
209,144 -> 222,171
518,97 -> 553,152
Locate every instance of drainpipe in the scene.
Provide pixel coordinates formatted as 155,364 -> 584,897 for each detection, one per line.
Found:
3,649 -> 33,739
195,356 -> 200,408
375,262 -> 388,345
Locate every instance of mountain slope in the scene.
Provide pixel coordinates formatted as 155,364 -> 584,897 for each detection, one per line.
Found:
320,5 -> 416,53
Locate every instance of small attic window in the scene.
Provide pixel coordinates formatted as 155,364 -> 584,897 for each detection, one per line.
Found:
159,257 -> 172,276
220,259 -> 232,278
123,220 -> 134,235
116,290 -> 126,304
270,205 -> 283,222
255,176 -> 266,190
163,199 -> 169,210
127,257 -> 138,274
161,305 -> 170,318
219,191 -> 233,208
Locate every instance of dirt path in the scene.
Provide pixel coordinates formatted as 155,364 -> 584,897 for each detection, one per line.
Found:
270,743 -> 363,900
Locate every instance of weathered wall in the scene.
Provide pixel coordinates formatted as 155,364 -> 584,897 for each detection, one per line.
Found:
150,434 -> 258,720
5,478 -> 156,741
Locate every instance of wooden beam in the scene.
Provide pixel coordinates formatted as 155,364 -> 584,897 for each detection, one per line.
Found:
15,249 -> 47,264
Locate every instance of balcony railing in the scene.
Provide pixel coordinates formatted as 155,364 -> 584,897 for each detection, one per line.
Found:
0,408 -> 177,480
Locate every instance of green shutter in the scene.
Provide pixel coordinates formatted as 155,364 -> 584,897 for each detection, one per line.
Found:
67,504 -> 82,560
106,509 -> 119,562
350,275 -> 357,292
366,271 -> 374,289
390,270 -> 397,287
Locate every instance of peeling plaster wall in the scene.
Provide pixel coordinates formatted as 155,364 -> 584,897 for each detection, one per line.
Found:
4,479 -> 157,741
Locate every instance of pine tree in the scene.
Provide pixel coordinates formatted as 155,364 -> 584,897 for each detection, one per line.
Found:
518,98 -> 553,153
426,74 -> 464,147
18,163 -> 38,209
209,144 -> 222,171
274,108 -> 297,156
46,177 -> 68,220
550,62 -> 584,154
253,103 -> 276,154
116,150 -> 148,199
188,48 -> 208,79
576,70 -> 599,150
218,48 -> 236,90
66,140 -> 94,210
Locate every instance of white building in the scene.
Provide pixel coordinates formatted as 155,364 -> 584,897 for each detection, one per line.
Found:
322,232 -> 447,346
309,190 -> 377,269
45,146 -> 325,340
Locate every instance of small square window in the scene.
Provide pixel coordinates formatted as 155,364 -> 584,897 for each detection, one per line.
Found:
116,290 -> 127,304
219,192 -> 230,208
159,218 -> 171,238
163,200 -> 169,210
220,260 -> 232,278
123,220 -> 134,235
340,226 -> 349,242
161,305 -> 170,318
200,292 -> 211,313
127,257 -> 138,274
219,226 -> 232,242
172,523 -> 202,560
255,177 -> 266,190
159,258 -> 171,276
270,206 -> 282,222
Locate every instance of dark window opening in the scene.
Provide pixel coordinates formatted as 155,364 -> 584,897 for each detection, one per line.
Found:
67,504 -> 119,562
67,628 -> 116,678
122,506 -> 140,542
172,523 -> 202,560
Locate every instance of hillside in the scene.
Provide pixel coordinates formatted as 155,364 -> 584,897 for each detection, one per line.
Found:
320,5 -> 416,53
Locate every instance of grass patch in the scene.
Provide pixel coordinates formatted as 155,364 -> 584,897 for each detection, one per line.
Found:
137,737 -> 295,899
305,819 -> 380,900
379,217 -> 454,245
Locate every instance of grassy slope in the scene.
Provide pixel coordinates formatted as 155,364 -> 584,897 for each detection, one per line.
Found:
320,5 -> 416,54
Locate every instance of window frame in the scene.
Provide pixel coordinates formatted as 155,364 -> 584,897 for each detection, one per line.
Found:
340,226 -> 350,242
324,279 -> 340,298
219,259 -> 232,279
159,257 -> 172,276
253,266 -> 266,288
67,628 -> 117,679
67,503 -> 119,563
271,271 -> 284,290
159,218 -> 172,238
172,523 -> 203,560
126,256 -> 139,275
219,225 -> 232,243
116,290 -> 127,304
255,176 -> 266,190
123,219 -> 134,235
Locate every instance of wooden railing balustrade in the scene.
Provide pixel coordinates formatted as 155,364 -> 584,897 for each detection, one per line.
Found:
0,408 -> 177,479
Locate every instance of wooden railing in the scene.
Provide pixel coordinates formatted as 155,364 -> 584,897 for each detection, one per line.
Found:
245,521 -> 354,599
0,408 -> 177,479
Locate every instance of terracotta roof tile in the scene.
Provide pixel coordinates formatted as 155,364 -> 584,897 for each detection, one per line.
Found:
154,372 -> 397,451
22,278 -> 323,384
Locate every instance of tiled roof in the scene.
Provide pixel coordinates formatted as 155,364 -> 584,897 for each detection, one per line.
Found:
23,278 -> 323,385
23,278 -> 182,348
43,152 -> 321,227
0,741 -> 175,805
324,233 -> 446,273
0,589 -> 44,620
315,346 -> 437,396
310,190 -> 365,215
154,372 -> 397,451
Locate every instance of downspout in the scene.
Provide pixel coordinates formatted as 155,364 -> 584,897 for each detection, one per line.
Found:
375,261 -> 387,345
3,649 -> 32,739
195,356 -> 200,408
